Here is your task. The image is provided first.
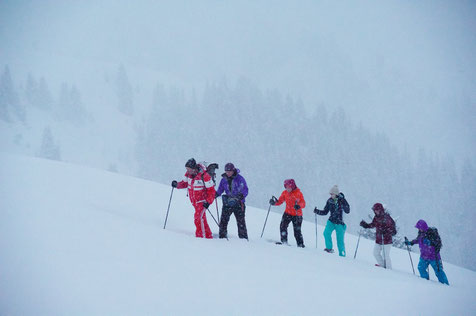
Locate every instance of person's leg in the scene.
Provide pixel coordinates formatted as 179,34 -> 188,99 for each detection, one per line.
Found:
373,243 -> 384,266
280,213 -> 292,243
194,205 -> 205,238
218,207 -> 232,238
234,204 -> 248,239
335,224 -> 347,257
291,215 -> 304,247
418,258 -> 430,280
430,260 -> 449,285
323,220 -> 336,251
383,244 -> 392,269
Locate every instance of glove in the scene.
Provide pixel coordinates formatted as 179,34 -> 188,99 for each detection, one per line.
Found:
237,193 -> 244,201
404,240 -> 412,246
171,180 -> 178,188
338,192 -> 345,199
294,204 -> 301,210
269,197 -> 276,205
313,207 -> 319,214
203,202 -> 210,209
360,220 -> 367,228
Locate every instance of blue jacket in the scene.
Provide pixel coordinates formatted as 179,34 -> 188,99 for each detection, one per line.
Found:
216,169 -> 248,204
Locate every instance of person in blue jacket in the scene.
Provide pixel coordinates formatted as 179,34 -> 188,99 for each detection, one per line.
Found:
215,163 -> 249,239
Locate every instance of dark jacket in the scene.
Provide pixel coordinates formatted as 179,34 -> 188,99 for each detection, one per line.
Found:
316,193 -> 350,225
215,169 -> 248,204
361,212 -> 396,245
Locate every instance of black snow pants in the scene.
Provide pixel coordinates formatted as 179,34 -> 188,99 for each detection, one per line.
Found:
219,203 -> 248,239
280,213 -> 304,247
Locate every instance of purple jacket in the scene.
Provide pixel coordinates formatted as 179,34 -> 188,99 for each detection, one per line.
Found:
216,169 -> 248,203
412,219 -> 441,261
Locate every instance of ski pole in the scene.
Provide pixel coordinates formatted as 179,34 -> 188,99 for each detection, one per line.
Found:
260,198 -> 275,238
206,207 -> 219,227
314,213 -> 318,248
354,229 -> 362,259
163,187 -> 175,229
404,237 -> 415,275
215,199 -> 220,223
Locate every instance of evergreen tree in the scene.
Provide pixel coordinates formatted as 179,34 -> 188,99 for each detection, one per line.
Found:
57,83 -> 87,125
115,64 -> 134,116
0,66 -> 25,122
38,127 -> 61,160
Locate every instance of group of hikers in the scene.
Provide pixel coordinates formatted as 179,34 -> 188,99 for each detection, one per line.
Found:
171,158 -> 449,285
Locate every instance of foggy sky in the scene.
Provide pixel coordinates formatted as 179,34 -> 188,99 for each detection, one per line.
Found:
1,0 -> 475,163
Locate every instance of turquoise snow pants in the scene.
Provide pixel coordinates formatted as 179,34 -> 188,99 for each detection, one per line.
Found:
418,258 -> 449,285
323,220 -> 347,257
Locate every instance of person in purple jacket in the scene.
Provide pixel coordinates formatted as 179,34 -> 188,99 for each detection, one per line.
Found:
215,163 -> 249,239
405,219 -> 449,285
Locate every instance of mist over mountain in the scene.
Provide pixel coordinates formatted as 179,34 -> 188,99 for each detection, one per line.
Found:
1,1 -> 475,270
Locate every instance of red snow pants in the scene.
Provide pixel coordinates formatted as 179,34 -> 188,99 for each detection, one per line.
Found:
193,204 -> 213,238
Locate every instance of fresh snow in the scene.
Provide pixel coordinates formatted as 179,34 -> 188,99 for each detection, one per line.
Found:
1,154 -> 475,315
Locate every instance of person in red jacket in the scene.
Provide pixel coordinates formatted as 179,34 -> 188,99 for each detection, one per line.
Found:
360,203 -> 396,269
172,158 -> 216,239
270,179 -> 306,247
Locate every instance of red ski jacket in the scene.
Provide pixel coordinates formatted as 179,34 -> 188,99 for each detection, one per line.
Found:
177,169 -> 216,207
275,188 -> 306,216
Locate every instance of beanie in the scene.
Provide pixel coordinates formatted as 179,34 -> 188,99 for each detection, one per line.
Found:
185,158 -> 197,169
224,163 -> 235,171
329,185 -> 339,195
284,179 -> 297,190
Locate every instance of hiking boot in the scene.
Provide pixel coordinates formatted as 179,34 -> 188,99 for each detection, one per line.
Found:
297,244 -> 305,248
324,248 -> 334,253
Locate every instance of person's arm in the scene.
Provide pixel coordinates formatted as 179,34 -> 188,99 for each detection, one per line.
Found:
215,178 -> 225,197
314,200 -> 330,215
338,193 -> 350,214
203,173 -> 216,204
240,176 -> 249,199
295,191 -> 305,210
275,191 -> 286,206
176,175 -> 188,189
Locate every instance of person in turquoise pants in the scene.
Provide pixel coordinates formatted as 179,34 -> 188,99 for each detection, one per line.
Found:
314,185 -> 350,256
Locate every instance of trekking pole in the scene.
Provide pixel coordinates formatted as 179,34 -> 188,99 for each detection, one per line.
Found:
163,187 -> 175,229
353,229 -> 362,259
404,237 -> 415,275
382,233 -> 386,269
206,207 -> 219,227
215,199 -> 220,223
314,213 -> 318,248
260,197 -> 275,238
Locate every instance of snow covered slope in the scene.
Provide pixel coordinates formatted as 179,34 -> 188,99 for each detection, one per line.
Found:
1,154 -> 475,315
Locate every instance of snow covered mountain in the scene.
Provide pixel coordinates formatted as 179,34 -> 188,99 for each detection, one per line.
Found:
1,154 -> 475,315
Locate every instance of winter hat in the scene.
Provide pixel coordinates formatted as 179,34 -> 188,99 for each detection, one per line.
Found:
185,158 -> 197,169
329,185 -> 339,195
224,163 -> 235,171
415,219 -> 428,231
372,203 -> 384,215
284,179 -> 297,190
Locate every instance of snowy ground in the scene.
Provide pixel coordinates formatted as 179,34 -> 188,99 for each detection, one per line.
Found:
1,154 -> 475,315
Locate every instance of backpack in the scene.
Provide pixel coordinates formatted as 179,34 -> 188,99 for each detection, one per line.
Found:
426,227 -> 442,253
198,162 -> 219,184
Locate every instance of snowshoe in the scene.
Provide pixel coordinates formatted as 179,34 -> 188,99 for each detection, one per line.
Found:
324,248 -> 334,253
